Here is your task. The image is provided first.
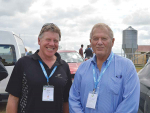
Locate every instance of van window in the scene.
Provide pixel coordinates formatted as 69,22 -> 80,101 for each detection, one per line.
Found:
0,45 -> 17,66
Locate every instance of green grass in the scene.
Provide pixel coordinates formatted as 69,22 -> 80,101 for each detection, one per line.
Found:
135,66 -> 143,72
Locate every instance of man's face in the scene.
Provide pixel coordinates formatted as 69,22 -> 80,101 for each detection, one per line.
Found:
90,27 -> 115,59
38,31 -> 59,58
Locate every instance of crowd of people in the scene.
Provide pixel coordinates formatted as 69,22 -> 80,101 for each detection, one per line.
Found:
0,23 -> 140,113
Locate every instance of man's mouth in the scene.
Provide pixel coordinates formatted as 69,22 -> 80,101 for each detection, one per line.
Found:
47,47 -> 54,51
96,47 -> 104,50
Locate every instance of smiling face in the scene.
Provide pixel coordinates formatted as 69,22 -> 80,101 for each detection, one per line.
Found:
90,27 -> 115,60
38,31 -> 59,59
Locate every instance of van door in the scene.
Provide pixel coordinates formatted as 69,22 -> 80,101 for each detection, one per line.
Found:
0,45 -> 16,93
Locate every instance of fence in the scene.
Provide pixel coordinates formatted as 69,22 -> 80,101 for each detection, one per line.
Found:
115,52 -> 150,66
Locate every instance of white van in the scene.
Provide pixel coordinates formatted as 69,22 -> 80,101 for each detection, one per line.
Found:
0,30 -> 25,101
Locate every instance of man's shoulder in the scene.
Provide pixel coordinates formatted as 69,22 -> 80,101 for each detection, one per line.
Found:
78,58 -> 92,69
15,54 -> 36,68
114,54 -> 134,66
19,54 -> 34,62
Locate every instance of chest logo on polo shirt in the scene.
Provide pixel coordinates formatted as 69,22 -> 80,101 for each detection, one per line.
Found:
55,74 -> 62,78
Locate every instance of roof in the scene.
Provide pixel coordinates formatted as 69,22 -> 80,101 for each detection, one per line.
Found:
137,45 -> 150,52
57,50 -> 77,53
125,26 -> 136,30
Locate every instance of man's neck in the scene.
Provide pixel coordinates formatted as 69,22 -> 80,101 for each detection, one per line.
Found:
38,51 -> 56,68
96,54 -> 110,71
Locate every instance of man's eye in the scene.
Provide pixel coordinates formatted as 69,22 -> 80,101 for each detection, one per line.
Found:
46,39 -> 50,41
102,38 -> 107,40
54,40 -> 58,43
93,38 -> 99,41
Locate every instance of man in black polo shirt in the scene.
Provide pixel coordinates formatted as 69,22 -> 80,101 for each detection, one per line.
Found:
6,23 -> 72,113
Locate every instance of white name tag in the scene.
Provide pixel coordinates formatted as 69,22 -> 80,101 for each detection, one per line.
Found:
42,85 -> 54,101
86,92 -> 98,109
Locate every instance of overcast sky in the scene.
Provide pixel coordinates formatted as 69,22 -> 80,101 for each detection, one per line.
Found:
0,0 -> 150,53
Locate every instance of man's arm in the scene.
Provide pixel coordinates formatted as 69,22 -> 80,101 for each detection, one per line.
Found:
63,102 -> 69,113
69,70 -> 84,113
114,61 -> 140,113
6,94 -> 19,113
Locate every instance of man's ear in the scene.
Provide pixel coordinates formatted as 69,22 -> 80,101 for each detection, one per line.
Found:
90,38 -> 91,43
112,38 -> 115,47
38,38 -> 40,45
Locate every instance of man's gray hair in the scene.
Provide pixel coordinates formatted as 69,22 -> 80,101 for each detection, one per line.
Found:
90,23 -> 114,39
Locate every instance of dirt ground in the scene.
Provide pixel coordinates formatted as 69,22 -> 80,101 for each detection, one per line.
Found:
0,103 -> 6,113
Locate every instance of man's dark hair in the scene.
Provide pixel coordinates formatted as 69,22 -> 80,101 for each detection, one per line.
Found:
81,44 -> 83,47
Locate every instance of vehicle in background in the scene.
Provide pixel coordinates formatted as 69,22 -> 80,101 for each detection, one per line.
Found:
138,57 -> 150,113
0,30 -> 25,102
57,50 -> 84,80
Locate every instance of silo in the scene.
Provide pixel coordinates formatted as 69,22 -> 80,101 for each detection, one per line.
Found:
122,26 -> 138,59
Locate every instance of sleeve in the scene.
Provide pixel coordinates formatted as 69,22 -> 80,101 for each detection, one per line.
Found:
0,61 -> 8,81
114,60 -> 140,113
69,65 -> 84,113
5,58 -> 23,98
63,63 -> 72,102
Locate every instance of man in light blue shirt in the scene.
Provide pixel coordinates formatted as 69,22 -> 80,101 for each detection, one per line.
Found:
69,23 -> 140,113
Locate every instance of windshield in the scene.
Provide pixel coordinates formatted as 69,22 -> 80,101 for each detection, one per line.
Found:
0,45 -> 17,66
59,52 -> 84,63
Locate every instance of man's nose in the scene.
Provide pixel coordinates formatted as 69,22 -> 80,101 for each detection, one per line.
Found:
48,40 -> 55,45
97,38 -> 102,44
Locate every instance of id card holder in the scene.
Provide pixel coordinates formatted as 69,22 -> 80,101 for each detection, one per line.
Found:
42,85 -> 54,101
86,91 -> 98,109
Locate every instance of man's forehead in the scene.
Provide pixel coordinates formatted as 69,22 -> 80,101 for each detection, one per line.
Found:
92,28 -> 109,37
93,27 -> 108,33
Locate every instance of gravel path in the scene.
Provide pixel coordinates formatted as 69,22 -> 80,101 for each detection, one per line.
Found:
0,102 -> 6,113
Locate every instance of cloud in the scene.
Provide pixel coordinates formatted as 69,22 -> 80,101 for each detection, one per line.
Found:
21,34 -> 39,52
0,0 -> 150,54
0,0 -> 35,16
123,9 -> 150,26
111,0 -> 132,5
89,0 -> 98,4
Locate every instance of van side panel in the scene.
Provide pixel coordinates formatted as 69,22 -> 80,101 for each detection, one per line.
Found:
0,31 -> 25,101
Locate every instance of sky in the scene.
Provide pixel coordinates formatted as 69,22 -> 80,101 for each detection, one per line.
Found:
0,0 -> 150,54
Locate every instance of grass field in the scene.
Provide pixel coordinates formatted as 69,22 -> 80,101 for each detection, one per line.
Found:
136,66 -> 143,73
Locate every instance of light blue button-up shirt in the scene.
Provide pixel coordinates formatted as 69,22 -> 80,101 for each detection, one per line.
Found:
69,52 -> 140,113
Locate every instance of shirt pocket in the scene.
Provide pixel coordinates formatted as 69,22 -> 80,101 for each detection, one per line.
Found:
108,76 -> 122,95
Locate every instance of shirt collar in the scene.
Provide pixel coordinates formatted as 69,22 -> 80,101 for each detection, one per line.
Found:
92,51 -> 113,64
31,50 -> 63,65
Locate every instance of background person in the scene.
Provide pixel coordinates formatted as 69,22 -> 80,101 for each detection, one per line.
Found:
69,23 -> 140,113
84,45 -> 93,59
6,23 -> 72,113
0,56 -> 8,81
79,44 -> 84,57
89,44 -> 95,55
27,51 -> 32,56
25,48 -> 28,56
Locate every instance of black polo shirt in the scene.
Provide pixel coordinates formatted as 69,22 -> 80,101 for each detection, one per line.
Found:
6,50 -> 72,113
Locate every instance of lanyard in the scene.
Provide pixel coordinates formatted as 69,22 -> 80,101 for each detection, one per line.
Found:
39,60 -> 57,85
93,53 -> 114,92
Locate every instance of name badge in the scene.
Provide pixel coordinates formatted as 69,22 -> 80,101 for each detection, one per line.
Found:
86,91 -> 98,109
42,85 -> 54,101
